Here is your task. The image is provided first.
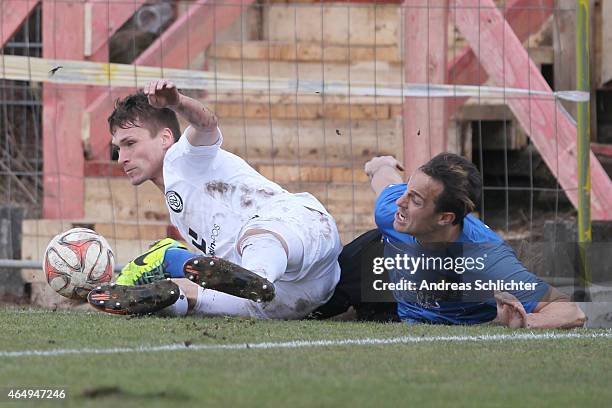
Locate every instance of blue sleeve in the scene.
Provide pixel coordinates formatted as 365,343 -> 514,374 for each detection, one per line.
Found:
483,243 -> 551,313
374,184 -> 406,240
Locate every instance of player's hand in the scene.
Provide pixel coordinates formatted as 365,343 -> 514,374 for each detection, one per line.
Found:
144,79 -> 180,108
493,291 -> 528,328
364,156 -> 404,178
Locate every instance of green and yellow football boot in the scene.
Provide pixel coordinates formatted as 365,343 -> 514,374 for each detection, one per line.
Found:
115,238 -> 188,286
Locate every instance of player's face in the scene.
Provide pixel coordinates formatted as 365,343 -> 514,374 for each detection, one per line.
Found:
393,170 -> 445,237
112,125 -> 167,186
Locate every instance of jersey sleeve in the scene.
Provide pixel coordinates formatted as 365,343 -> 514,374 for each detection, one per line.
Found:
164,126 -> 223,176
483,243 -> 551,313
374,183 -> 406,239
178,126 -> 223,159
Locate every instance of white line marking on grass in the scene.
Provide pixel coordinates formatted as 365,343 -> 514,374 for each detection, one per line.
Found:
1,332 -> 611,358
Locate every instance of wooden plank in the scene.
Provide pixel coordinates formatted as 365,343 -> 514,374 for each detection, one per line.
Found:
1,0 -> 39,46
219,118 -> 402,164
447,0 -> 555,117
21,218 -> 170,240
255,164 -> 370,183
403,0 -> 449,175
264,3 -> 399,45
85,0 -> 256,160
42,1 -> 86,219
281,182 -> 376,209
209,57 -> 403,83
212,101 -> 391,120
454,103 -> 513,121
208,41 -> 400,62
84,177 -> 168,223
591,143 -> 612,158
454,0 -> 612,220
553,0 -> 577,118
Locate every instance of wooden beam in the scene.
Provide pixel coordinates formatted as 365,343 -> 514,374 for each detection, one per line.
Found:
137,0 -> 255,69
85,1 -> 147,112
447,0 -> 554,117
403,0 -> 449,175
591,143 -> 612,158
553,0 -> 577,118
85,0 -> 256,160
1,0 -> 39,46
42,0 -> 86,218
454,0 -> 612,220
88,0 -> 147,62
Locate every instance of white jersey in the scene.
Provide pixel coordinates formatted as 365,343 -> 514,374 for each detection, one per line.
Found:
163,127 -> 329,265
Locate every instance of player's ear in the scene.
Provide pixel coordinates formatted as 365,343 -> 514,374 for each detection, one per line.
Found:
438,211 -> 455,226
160,128 -> 174,149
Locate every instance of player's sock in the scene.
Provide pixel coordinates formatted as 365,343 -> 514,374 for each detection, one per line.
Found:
192,286 -> 260,317
163,248 -> 196,278
158,286 -> 189,317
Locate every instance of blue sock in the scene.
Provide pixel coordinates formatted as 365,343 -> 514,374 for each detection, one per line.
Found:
163,248 -> 197,278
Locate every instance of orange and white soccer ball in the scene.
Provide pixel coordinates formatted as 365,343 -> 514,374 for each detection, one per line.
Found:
43,228 -> 115,299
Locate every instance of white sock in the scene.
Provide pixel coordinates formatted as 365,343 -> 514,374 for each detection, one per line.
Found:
192,286 -> 262,318
158,287 -> 189,317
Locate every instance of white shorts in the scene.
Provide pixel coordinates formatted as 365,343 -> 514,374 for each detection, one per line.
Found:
195,200 -> 342,319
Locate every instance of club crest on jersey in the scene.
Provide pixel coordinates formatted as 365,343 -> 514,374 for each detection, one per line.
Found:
165,191 -> 183,213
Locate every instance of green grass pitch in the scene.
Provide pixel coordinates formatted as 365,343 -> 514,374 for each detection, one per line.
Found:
0,307 -> 610,408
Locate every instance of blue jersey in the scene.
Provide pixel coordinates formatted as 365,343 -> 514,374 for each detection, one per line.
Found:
374,183 -> 550,324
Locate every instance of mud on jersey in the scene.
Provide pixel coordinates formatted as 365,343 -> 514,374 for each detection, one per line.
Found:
163,127 -> 329,265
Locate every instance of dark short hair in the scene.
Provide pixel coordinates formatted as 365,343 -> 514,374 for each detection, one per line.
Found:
419,153 -> 482,224
107,92 -> 181,142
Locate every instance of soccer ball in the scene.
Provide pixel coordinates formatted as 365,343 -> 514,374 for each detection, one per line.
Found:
43,228 -> 115,299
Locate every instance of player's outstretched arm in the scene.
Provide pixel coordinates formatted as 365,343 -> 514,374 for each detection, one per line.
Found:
144,79 -> 219,146
493,289 -> 586,329
525,288 -> 586,329
364,156 -> 404,197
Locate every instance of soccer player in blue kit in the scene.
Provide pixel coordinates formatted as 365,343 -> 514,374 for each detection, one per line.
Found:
364,154 -> 586,328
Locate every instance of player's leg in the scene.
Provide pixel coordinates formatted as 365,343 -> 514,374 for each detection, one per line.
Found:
89,238 -> 274,315
237,228 -> 303,283
226,203 -> 342,318
116,238 -> 275,301
176,270 -> 338,319
178,209 -> 339,319
173,279 -> 265,317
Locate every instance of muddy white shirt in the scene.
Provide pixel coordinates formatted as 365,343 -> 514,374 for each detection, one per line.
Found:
163,127 -> 329,264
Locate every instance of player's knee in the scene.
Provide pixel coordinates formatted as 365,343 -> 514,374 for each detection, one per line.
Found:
239,232 -> 301,282
241,228 -> 304,266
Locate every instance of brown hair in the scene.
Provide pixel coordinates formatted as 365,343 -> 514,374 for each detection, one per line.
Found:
419,153 -> 481,224
108,92 -> 181,142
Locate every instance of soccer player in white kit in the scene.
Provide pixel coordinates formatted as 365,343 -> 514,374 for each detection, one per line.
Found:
101,79 -> 342,319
